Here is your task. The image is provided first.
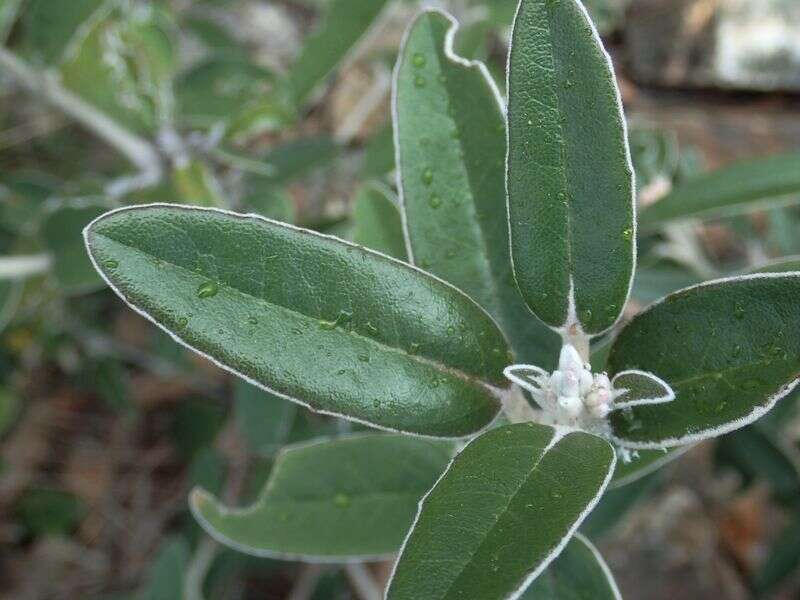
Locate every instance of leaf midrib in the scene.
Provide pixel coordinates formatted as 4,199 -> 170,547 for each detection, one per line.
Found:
94,230 -> 504,394
436,434 -> 579,599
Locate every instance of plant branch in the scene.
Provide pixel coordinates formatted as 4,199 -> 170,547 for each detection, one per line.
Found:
0,253 -> 51,280
345,563 -> 382,600
0,46 -> 163,195
286,565 -> 325,600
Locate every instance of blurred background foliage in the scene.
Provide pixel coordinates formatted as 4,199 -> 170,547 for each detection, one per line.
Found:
0,0 -> 799,598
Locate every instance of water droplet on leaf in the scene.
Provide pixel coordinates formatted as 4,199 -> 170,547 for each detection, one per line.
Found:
103,259 -> 118,269
412,53 -> 426,68
197,281 -> 219,299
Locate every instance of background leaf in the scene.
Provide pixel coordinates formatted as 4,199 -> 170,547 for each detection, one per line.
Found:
608,274 -> 800,448
85,205 -> 509,436
394,9 -> 560,369
191,434 -> 453,560
506,0 -> 634,334
639,151 -> 800,228
41,199 -> 109,294
351,184 -> 407,261
386,423 -> 615,600
286,0 -> 391,104
520,533 -> 621,599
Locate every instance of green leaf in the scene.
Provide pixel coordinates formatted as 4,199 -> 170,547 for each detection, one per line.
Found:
256,136 -> 339,185
608,274 -> 800,448
171,159 -> 225,208
15,0 -> 105,65
752,518 -> 800,596
176,55 -> 275,128
581,469 -> 661,539
386,423 -> 616,600
520,533 -> 621,599
84,204 -> 509,436
40,199 -> 108,294
506,0 -> 635,335
0,280 -> 22,332
394,9 -> 560,369
15,487 -> 86,537
0,387 -> 19,436
610,446 -> 687,488
639,151 -> 800,229
612,370 -> 674,409
191,434 -> 453,560
287,0 -> 391,103
745,255 -> 800,275
234,379 -> 297,456
0,0 -> 23,43
352,184 -> 407,260
139,536 -> 190,600
59,7 -> 154,133
715,425 -> 800,500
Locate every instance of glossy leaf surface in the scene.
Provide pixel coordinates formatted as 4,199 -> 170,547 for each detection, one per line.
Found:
85,204 -> 509,436
191,434 -> 452,560
609,274 -> 800,448
507,0 -> 634,335
394,9 -> 560,368
387,423 -> 615,600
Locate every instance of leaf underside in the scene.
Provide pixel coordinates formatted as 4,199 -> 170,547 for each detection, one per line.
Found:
520,533 -> 620,599
191,434 -> 453,559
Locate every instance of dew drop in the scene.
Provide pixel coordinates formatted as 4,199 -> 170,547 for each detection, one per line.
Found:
333,493 -> 350,507
103,259 -> 118,269
414,75 -> 427,88
197,280 -> 219,299
421,168 -> 434,186
732,344 -> 742,357
412,53 -> 426,68
248,316 -> 258,325
580,309 -> 592,323
410,342 -> 420,354
428,194 -> 442,209
446,325 -> 455,335
358,353 -> 370,363
622,228 -> 633,241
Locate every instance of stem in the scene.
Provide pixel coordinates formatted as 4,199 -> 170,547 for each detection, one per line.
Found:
286,565 -> 325,600
0,46 -> 162,193
345,563 -> 382,600
0,253 -> 51,280
184,538 -> 218,600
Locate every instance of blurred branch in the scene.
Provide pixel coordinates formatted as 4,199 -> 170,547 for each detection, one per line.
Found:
0,253 -> 51,279
345,563 -> 382,600
287,565 -> 325,600
0,46 -> 163,196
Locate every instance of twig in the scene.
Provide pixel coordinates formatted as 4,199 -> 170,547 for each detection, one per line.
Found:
0,253 -> 51,280
286,565 -> 325,600
345,563 -> 383,600
0,46 -> 163,195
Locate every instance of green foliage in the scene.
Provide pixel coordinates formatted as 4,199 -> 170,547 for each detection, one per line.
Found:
507,0 -> 634,334
386,424 -> 615,600
2,0 -> 799,597
192,434 -> 453,559
85,205 -> 509,436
